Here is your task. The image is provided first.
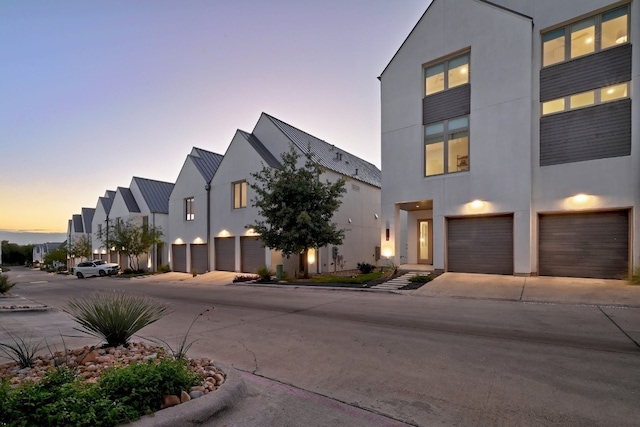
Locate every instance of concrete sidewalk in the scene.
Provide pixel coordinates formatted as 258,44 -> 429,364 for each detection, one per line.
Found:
412,272 -> 640,307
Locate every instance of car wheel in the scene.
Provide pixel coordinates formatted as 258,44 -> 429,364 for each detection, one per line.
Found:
99,270 -> 106,277
76,272 -> 84,279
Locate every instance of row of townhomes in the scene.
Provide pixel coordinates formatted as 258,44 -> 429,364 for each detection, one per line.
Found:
67,114 -> 382,276
380,0 -> 638,279
67,0 -> 638,280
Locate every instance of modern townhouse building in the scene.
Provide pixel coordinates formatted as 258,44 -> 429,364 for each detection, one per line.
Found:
168,147 -> 223,274
380,0 -> 637,278
91,190 -> 116,262
206,113 -> 381,276
32,242 -> 64,265
66,207 -> 95,269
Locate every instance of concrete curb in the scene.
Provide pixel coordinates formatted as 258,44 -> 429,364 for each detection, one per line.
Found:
0,294 -> 50,312
127,363 -> 246,427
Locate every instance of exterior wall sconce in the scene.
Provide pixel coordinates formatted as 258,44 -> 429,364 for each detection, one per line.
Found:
470,199 -> 484,209
572,193 -> 589,203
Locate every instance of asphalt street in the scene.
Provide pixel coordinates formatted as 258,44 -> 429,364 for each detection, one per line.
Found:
2,268 -> 640,426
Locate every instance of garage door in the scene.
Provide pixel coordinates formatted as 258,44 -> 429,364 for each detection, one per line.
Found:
215,237 -> 235,272
241,236 -> 264,273
190,244 -> 208,274
539,211 -> 628,279
172,244 -> 187,273
447,215 -> 514,275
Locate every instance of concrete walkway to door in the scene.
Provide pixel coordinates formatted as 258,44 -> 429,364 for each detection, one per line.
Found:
412,273 -> 640,308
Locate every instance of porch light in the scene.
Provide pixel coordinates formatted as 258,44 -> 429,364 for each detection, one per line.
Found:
307,248 -> 316,264
174,238 -> 184,244
382,248 -> 392,258
218,230 -> 230,237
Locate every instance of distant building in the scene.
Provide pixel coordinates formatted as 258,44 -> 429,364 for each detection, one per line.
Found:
32,242 -> 64,265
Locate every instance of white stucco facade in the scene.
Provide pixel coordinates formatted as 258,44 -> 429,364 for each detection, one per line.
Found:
381,0 -> 638,277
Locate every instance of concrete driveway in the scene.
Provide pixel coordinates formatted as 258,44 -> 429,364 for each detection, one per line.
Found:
413,272 -> 640,307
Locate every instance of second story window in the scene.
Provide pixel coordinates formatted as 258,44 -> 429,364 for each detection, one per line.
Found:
542,6 -> 629,67
424,53 -> 469,96
425,116 -> 469,177
233,181 -> 247,209
185,197 -> 195,221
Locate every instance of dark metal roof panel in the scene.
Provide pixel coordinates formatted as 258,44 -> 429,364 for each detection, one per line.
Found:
118,187 -> 141,213
81,208 -> 95,234
191,147 -> 224,183
264,114 -> 381,188
72,214 -> 84,233
105,190 -> 116,200
132,177 -> 174,214
99,196 -> 114,214
238,130 -> 282,168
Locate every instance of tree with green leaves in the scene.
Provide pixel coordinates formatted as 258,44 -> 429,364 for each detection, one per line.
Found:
98,219 -> 163,271
69,234 -> 92,261
43,245 -> 67,267
247,145 -> 347,278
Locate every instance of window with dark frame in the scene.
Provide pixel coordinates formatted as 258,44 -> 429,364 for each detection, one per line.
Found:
424,116 -> 469,177
185,197 -> 195,221
424,53 -> 470,96
233,181 -> 247,209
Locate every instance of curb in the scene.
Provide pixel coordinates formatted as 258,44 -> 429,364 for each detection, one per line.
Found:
127,363 -> 246,427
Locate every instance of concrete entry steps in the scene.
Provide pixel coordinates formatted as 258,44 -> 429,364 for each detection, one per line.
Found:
372,271 -> 427,291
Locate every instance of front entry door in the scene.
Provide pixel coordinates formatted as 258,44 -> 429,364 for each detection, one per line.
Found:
418,220 -> 432,264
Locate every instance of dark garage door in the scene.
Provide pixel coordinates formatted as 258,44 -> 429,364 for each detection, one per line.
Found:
172,244 -> 187,273
241,236 -> 264,274
215,237 -> 235,272
447,215 -> 514,275
539,211 -> 629,279
190,244 -> 208,274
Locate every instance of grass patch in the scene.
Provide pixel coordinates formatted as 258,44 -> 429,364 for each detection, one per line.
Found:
307,272 -> 383,284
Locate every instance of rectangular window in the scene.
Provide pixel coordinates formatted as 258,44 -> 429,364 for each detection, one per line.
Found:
233,181 -> 247,209
425,53 -> 469,96
542,82 -> 629,116
542,6 -> 628,67
185,197 -> 195,221
425,116 -> 469,176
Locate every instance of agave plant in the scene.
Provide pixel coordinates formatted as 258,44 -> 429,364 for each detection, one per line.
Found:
0,327 -> 43,368
66,291 -> 171,347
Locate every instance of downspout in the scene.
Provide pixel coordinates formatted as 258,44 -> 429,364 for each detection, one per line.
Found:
206,183 -> 211,272
152,212 -> 156,272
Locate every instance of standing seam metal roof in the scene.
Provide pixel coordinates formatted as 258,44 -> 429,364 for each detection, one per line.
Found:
117,187 -> 141,213
238,130 -> 282,168
190,148 -> 224,183
132,177 -> 174,214
81,208 -> 95,234
72,214 -> 84,233
263,114 -> 381,188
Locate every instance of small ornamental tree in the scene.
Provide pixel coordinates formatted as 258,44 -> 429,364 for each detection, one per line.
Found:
69,234 -> 92,261
99,219 -> 163,271
43,245 -> 67,266
247,145 -> 347,278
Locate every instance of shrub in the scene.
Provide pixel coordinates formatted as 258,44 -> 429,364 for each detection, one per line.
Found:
66,291 -> 171,347
122,268 -> 134,275
0,327 -> 43,368
233,275 -> 259,283
191,269 -> 198,277
158,264 -> 171,274
98,358 -> 201,415
357,262 -> 376,274
256,266 -> 274,281
408,274 -> 432,284
0,274 -> 15,294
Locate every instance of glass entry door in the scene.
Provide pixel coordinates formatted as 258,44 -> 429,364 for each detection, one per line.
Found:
418,220 -> 433,264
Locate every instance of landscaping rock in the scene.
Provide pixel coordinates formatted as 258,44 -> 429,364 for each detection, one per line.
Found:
180,390 -> 191,403
160,395 -> 181,409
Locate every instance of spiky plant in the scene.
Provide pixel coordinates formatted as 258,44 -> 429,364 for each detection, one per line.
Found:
0,327 -> 43,368
66,291 -> 171,347
0,274 -> 15,294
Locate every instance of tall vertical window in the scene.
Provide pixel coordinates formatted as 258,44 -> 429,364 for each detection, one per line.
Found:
425,116 -> 469,177
185,197 -> 195,221
542,6 -> 628,67
233,181 -> 247,209
424,53 -> 469,96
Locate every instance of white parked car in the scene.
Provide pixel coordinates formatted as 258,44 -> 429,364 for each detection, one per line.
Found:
74,260 -> 119,278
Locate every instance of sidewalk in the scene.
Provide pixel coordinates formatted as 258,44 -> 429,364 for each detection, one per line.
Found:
412,272 -> 640,307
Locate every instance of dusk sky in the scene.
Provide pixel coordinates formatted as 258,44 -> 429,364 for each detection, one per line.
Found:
1,0 -> 429,243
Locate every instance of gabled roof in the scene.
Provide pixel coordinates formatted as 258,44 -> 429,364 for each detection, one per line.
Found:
132,177 -> 174,214
238,130 -> 282,168
117,187 -> 141,213
99,196 -> 114,215
81,208 -> 95,234
263,114 -> 381,188
105,190 -> 116,199
378,0 -> 532,78
72,214 -> 84,233
190,147 -> 224,183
